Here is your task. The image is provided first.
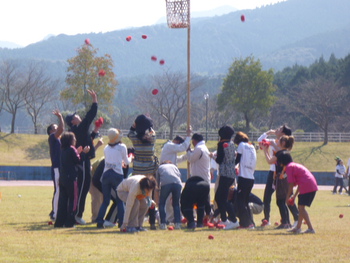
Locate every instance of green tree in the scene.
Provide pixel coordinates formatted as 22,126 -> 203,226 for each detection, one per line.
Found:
60,42 -> 118,112
217,56 -> 276,131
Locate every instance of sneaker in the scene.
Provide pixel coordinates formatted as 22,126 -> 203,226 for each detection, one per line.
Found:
196,223 -> 204,228
150,224 -> 157,230
289,227 -> 301,234
302,228 -> 315,234
187,222 -> 196,229
97,222 -> 104,229
223,220 -> 240,230
159,223 -> 166,230
261,219 -> 270,227
292,221 -> 298,229
238,224 -> 255,230
103,220 -> 115,227
136,226 -> 148,231
49,211 -> 56,221
174,223 -> 181,230
275,223 -> 291,229
75,216 -> 86,225
126,227 -> 138,233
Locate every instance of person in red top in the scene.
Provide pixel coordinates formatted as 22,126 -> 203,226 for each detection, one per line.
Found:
277,151 -> 318,234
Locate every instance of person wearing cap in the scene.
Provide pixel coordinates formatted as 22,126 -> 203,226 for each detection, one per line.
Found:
332,157 -> 346,194
65,89 -> 97,225
180,133 -> 211,229
95,128 -> 132,228
46,109 -> 64,221
257,124 -> 298,227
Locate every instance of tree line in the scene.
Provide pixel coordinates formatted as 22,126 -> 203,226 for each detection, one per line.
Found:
1,40 -> 350,145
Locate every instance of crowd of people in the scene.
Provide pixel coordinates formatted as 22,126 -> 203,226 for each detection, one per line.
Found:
47,90 -> 319,234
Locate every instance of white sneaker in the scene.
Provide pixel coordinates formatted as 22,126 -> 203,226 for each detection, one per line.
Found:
174,223 -> 181,230
75,216 -> 86,225
224,220 -> 240,230
302,228 -> 315,234
159,223 -> 166,230
292,221 -> 298,229
103,220 -> 115,227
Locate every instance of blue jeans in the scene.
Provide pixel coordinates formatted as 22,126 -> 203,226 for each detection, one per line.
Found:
96,169 -> 124,224
159,183 -> 182,224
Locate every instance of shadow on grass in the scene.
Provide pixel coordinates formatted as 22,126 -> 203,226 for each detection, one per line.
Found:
25,140 -> 49,160
293,144 -> 326,163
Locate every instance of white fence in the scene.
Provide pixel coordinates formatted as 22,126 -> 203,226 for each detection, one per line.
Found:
6,127 -> 350,143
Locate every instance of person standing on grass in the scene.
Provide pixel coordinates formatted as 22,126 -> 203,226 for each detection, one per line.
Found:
155,161 -> 183,230
47,109 -> 64,221
258,125 -> 298,226
211,125 -> 239,230
260,135 -> 298,229
277,151 -> 318,234
234,131 -> 257,229
55,132 -> 90,228
180,133 -> 211,229
333,157 -> 346,194
128,114 -> 158,229
95,128 -> 132,229
65,89 -> 97,225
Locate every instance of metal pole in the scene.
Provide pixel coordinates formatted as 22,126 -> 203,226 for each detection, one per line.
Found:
204,93 -> 209,142
187,0 -> 191,179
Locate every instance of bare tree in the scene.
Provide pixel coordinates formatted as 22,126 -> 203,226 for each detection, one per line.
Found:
0,60 -> 35,133
136,71 -> 203,139
25,65 -> 61,134
286,76 -> 348,145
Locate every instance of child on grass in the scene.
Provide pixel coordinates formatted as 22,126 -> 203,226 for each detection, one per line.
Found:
276,151 -> 318,234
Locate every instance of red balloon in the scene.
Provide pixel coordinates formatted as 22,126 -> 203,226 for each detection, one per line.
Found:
98,69 -> 106,77
159,59 -> 165,65
241,14 -> 245,22
152,89 -> 159,95
85,38 -> 90,45
223,142 -> 229,148
142,34 -> 147,39
126,36 -> 132,42
151,56 -> 157,61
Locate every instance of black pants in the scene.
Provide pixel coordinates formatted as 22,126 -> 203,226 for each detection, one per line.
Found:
237,177 -> 255,227
76,158 -> 91,218
215,176 -> 235,222
263,170 -> 275,221
180,176 -> 210,225
276,198 -> 290,224
55,177 -> 77,228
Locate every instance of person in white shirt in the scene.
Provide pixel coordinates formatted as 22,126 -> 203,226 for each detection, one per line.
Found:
333,157 -> 346,194
159,126 -> 192,224
180,133 -> 211,229
234,131 -> 257,228
95,128 -> 131,229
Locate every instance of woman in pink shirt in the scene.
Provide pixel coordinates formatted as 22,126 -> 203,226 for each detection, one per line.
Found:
277,151 -> 318,234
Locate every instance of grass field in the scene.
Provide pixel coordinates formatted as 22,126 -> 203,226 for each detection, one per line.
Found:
1,132 -> 350,172
0,186 -> 349,262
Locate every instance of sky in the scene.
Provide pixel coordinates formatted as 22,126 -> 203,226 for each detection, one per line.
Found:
0,0 -> 286,47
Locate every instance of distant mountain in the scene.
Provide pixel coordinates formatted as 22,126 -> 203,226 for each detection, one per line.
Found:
0,41 -> 22,49
0,0 -> 349,77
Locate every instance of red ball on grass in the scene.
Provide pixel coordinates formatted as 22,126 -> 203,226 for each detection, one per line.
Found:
339,214 -> 344,218
152,89 -> 159,95
274,222 -> 279,226
48,221 -> 53,225
208,235 -> 214,240
168,226 -> 174,230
